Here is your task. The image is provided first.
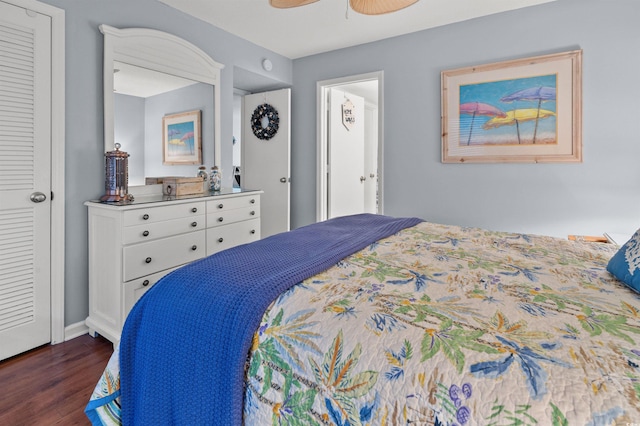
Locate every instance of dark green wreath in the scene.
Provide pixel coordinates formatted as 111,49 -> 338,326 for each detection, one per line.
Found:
251,103 -> 279,140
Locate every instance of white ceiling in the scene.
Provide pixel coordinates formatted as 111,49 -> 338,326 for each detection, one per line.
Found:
113,61 -> 198,98
158,0 -> 555,59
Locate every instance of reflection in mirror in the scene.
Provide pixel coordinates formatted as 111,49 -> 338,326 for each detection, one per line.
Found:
113,62 -> 214,185
100,24 -> 224,190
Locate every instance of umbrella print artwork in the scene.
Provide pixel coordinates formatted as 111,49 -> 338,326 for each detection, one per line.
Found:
442,50 -> 581,163
500,86 -> 556,144
458,75 -> 558,146
483,109 -> 556,144
459,102 -> 506,145
167,121 -> 195,157
162,110 -> 202,165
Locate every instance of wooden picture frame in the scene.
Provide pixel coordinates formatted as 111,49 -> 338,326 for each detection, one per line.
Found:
162,110 -> 202,165
441,50 -> 582,163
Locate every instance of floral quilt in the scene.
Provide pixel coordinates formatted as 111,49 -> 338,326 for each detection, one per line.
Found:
244,222 -> 640,425
88,221 -> 640,425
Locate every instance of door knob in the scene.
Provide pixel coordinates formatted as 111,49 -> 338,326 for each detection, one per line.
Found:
360,176 -> 366,183
30,192 -> 47,203
280,177 -> 288,183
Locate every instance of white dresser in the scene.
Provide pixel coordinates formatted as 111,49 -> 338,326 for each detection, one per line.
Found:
84,189 -> 261,344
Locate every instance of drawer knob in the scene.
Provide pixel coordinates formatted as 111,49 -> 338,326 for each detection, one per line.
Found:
145,257 -> 152,264
142,280 -> 150,287
250,211 -> 255,216
218,217 -> 224,222
218,203 -> 224,209
142,230 -> 150,237
143,214 -> 149,220
191,245 -> 197,251
191,207 -> 198,213
250,229 -> 256,235
191,222 -> 198,227
218,237 -> 224,243
250,199 -> 255,204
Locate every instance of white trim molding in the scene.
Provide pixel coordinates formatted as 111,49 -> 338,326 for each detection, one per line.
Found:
64,321 -> 90,342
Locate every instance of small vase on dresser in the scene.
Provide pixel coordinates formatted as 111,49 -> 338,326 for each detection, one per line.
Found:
84,187 -> 262,344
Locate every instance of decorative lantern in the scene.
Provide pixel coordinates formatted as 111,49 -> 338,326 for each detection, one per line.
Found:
100,143 -> 130,202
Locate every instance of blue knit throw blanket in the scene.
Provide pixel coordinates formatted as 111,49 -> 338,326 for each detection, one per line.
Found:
119,214 -> 422,425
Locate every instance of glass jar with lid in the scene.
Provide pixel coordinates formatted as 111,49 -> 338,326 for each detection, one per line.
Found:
210,166 -> 221,191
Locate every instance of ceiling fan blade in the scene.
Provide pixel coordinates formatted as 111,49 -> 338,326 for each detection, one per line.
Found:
269,0 -> 319,8
349,0 -> 418,15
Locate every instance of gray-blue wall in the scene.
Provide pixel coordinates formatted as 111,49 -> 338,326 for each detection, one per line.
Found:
114,94 -> 145,185
38,0 -> 640,327
115,83 -> 215,185
38,0 -> 293,326
144,82 -> 214,179
291,0 -> 640,240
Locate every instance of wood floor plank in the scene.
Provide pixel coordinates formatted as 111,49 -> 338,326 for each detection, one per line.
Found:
0,334 -> 114,426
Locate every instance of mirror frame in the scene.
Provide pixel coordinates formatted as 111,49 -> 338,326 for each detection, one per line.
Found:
100,24 -> 224,167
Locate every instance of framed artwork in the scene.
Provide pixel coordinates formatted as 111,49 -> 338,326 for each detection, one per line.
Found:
441,50 -> 582,163
162,110 -> 202,165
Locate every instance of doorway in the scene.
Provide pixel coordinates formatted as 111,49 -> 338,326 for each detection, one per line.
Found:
316,72 -> 383,221
0,0 -> 65,360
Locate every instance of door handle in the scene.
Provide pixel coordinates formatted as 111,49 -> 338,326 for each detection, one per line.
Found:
30,192 -> 47,203
360,176 -> 366,183
280,177 -> 289,183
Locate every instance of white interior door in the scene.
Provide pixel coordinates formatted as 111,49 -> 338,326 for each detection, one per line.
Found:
363,103 -> 378,214
0,1 -> 52,360
242,88 -> 290,238
328,88 -> 365,219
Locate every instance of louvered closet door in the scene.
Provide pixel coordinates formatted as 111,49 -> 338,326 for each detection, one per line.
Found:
0,1 -> 52,361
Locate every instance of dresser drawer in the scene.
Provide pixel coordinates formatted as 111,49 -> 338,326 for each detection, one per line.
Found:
123,215 -> 205,244
123,231 -> 205,281
122,267 -> 179,320
207,195 -> 260,213
206,219 -> 260,256
123,201 -> 205,227
207,205 -> 260,229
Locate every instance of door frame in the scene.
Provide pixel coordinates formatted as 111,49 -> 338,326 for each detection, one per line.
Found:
3,0 -> 66,344
316,71 -> 384,222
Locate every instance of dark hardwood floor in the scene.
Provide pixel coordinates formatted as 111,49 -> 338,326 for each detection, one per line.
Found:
0,334 -> 114,425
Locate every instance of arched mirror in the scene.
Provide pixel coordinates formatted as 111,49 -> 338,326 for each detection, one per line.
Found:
101,25 -> 224,187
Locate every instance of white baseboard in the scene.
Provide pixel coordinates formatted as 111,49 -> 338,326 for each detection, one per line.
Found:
64,321 -> 89,341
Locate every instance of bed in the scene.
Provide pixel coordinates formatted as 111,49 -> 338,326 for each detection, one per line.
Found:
86,214 -> 640,425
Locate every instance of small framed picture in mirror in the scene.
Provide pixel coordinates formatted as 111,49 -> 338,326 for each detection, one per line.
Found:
162,110 -> 202,165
